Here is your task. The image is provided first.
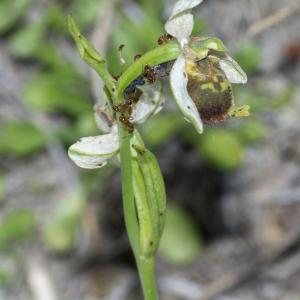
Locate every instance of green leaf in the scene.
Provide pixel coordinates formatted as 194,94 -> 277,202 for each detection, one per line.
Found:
43,190 -> 86,253
134,145 -> 167,254
0,269 -> 11,286
0,121 -> 48,157
159,206 -> 202,265
10,19 -> 47,59
0,0 -> 33,35
24,70 -> 91,116
238,120 -> 265,144
107,19 -> 144,75
46,5 -> 69,35
199,129 -> 244,170
191,18 -> 206,35
0,210 -> 36,252
143,114 -> 184,147
70,0 -> 103,30
234,42 -> 262,74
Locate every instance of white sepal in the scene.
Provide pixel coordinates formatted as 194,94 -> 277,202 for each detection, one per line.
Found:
168,0 -> 203,16
165,0 -> 203,45
170,54 -> 203,134
68,133 -> 119,169
218,56 -> 248,84
94,103 -> 115,133
132,81 -> 164,124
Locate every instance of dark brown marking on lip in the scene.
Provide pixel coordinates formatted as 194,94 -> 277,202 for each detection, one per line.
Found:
187,56 -> 234,124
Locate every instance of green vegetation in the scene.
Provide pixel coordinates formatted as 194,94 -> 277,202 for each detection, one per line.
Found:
159,206 -> 202,265
0,211 -> 36,252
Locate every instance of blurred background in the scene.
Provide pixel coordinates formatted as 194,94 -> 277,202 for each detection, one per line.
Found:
0,0 -> 300,299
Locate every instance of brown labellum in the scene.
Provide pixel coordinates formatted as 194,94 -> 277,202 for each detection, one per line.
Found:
186,56 -> 234,124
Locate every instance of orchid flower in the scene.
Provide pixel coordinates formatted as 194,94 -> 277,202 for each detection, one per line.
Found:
165,0 -> 249,133
68,81 -> 163,169
68,0 -> 249,170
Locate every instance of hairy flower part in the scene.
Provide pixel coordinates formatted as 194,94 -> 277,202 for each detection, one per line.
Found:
186,55 -> 233,124
166,0 -> 248,133
68,0 -> 250,170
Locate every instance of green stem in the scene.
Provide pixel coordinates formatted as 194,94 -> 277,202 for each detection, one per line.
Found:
117,121 -> 158,300
68,17 -> 165,298
118,124 -> 139,252
137,257 -> 158,300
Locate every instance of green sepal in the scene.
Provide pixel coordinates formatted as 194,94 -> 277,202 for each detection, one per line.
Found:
132,158 -> 155,257
68,15 -> 118,97
188,36 -> 227,61
134,145 -> 167,244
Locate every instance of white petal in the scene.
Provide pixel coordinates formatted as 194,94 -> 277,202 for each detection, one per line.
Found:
132,81 -> 164,124
94,103 -> 115,133
68,133 -> 119,169
170,54 -> 203,134
219,56 -> 248,84
165,0 -> 203,45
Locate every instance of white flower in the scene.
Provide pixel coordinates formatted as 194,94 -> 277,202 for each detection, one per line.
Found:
131,81 -> 164,124
68,82 -> 163,169
68,0 -> 249,169
68,127 -> 119,169
165,0 -> 248,133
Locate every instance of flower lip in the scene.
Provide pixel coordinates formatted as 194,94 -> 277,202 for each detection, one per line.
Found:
186,54 -> 234,125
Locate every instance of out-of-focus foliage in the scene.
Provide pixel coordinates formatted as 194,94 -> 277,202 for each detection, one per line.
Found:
24,70 -> 91,116
70,0 -> 103,30
44,190 -> 86,252
234,42 -> 262,74
0,0 -> 33,35
0,121 -> 48,157
199,129 -> 244,170
142,114 -> 185,147
0,268 -> 11,286
0,211 -> 36,252
0,173 -> 4,202
238,120 -> 265,144
10,18 -> 47,59
107,3 -> 164,74
159,205 -> 202,265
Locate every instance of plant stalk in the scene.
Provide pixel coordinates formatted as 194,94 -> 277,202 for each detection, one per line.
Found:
137,256 -> 158,300
68,17 -> 163,297
117,123 -> 158,300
